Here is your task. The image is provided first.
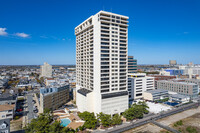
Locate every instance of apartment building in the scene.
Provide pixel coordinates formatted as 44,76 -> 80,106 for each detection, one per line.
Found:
150,75 -> 176,89
75,11 -> 129,115
183,78 -> 200,90
0,104 -> 15,120
157,80 -> 199,98
184,66 -> 200,78
128,56 -> 137,73
128,73 -> 154,102
39,85 -> 69,113
169,60 -> 177,66
40,62 -> 52,78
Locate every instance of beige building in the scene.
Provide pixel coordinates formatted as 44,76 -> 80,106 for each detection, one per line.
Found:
40,62 -> 52,78
143,89 -> 168,101
157,80 -> 199,98
183,78 -> 200,90
169,60 -> 177,66
39,85 -> 70,113
0,104 -> 15,120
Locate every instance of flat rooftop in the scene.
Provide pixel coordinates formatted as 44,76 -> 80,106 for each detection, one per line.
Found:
170,94 -> 190,99
145,89 -> 168,94
158,80 -> 197,85
77,88 -> 92,96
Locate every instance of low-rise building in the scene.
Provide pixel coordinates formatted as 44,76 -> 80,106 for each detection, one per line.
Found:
159,69 -> 171,76
157,80 -> 199,99
128,73 -> 154,102
150,75 -> 176,89
165,69 -> 183,76
183,78 -> 200,90
0,90 -> 18,105
170,94 -> 190,103
39,85 -> 70,113
0,79 -> 8,91
45,78 -> 55,86
0,104 -> 15,120
143,89 -> 168,101
184,66 -> 200,78
0,118 -> 10,133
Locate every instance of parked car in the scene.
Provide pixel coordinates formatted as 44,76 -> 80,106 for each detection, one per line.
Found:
34,109 -> 38,113
16,109 -> 23,112
32,100 -> 36,104
15,112 -> 23,116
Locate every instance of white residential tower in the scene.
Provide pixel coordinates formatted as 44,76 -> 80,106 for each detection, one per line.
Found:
75,11 -> 129,115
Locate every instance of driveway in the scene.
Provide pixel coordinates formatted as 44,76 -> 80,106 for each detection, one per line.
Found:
27,94 -> 35,123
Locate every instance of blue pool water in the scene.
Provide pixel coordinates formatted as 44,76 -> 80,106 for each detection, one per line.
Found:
60,118 -> 71,127
164,102 -> 179,106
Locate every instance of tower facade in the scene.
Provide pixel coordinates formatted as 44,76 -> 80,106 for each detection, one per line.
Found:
128,56 -> 137,73
40,62 -> 52,78
75,11 -> 129,115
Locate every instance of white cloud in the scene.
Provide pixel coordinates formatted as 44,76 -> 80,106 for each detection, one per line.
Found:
183,32 -> 189,34
0,28 -> 8,36
15,32 -> 30,38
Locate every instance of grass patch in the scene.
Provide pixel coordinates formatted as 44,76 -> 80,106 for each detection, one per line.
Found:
173,120 -> 183,127
14,116 -> 20,120
186,126 -> 198,133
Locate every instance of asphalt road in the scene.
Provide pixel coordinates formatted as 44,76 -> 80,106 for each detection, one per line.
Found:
97,100 -> 200,133
27,94 -> 35,123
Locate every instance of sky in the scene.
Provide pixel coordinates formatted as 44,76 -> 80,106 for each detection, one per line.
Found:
0,0 -> 200,65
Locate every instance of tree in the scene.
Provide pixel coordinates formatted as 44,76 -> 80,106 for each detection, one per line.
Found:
97,112 -> 112,127
79,125 -> 85,131
123,102 -> 149,121
24,110 -> 69,133
137,101 -> 149,114
78,111 -> 98,129
61,127 -> 75,133
123,107 -> 136,121
49,121 -> 63,133
112,114 -> 122,125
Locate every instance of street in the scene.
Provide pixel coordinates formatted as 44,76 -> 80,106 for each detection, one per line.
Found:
97,100 -> 200,133
26,93 -> 37,123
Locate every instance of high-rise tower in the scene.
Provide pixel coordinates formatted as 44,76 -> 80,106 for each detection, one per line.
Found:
75,11 -> 129,115
40,62 -> 52,78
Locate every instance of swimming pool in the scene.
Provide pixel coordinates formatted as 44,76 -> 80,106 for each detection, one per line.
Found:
164,102 -> 179,106
60,118 -> 71,127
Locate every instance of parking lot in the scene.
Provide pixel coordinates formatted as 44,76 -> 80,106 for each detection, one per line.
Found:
26,93 -> 38,123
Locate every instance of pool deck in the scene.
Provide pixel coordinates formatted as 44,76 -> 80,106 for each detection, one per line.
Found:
54,110 -> 84,129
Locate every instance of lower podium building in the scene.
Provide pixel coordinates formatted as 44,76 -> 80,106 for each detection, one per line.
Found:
77,88 -> 128,115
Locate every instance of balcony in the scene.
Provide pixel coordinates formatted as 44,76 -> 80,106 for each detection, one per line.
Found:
101,30 -> 109,34
101,46 -> 109,49
101,42 -> 109,45
101,50 -> 109,53
101,54 -> 109,57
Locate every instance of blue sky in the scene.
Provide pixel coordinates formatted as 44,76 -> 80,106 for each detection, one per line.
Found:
0,0 -> 200,65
